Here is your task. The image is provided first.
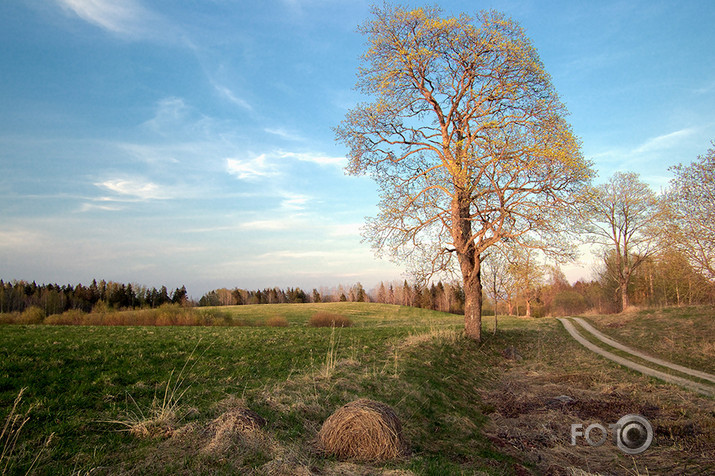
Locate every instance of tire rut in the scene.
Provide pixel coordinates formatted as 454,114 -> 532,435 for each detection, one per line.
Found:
556,317 -> 715,397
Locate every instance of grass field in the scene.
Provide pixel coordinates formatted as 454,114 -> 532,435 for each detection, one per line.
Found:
581,305 -> 715,374
0,303 -> 713,475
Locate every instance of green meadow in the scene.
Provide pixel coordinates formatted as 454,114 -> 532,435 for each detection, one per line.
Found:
1,303 -> 713,475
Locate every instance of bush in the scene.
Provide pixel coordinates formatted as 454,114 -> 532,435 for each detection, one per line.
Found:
308,312 -> 353,328
45,309 -> 87,325
265,316 -> 289,327
17,306 -> 45,324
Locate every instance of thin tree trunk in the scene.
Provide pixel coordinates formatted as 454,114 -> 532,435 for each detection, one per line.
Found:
493,297 -> 498,335
620,275 -> 630,311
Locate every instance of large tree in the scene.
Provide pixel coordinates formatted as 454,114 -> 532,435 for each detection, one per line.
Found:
584,172 -> 665,311
668,144 -> 715,280
336,5 -> 593,341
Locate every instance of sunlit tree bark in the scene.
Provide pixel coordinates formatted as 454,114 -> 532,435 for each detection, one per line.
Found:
336,5 -> 593,340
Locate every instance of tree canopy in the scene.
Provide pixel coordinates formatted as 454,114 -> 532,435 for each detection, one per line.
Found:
669,144 -> 715,280
336,5 -> 593,340
583,172 -> 666,311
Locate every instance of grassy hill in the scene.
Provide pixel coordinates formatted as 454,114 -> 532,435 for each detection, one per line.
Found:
0,303 -> 712,474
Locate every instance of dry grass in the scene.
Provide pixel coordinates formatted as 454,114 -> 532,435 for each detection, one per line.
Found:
201,406 -> 267,454
478,319 -> 715,476
583,305 -> 715,373
1,388 -> 52,475
1,389 -> 31,474
265,315 -> 289,327
106,341 -> 205,438
308,312 -> 353,328
400,325 -> 459,349
318,398 -> 409,462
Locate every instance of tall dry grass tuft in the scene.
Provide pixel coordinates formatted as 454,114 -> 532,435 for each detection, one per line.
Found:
308,312 -> 353,328
1,388 -> 52,475
107,340 -> 207,438
1,388 -> 31,473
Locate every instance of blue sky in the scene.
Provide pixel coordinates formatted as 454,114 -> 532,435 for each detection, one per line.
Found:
1,0 -> 714,298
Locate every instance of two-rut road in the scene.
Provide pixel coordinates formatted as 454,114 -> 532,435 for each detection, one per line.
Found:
557,317 -> 715,397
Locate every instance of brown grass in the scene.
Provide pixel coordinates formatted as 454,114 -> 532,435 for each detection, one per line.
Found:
201,407 -> 266,454
265,315 -> 289,327
318,398 -> 408,462
308,312 -> 353,328
478,318 -> 715,475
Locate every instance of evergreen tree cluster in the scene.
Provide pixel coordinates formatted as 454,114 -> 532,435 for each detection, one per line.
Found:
0,279 -> 188,315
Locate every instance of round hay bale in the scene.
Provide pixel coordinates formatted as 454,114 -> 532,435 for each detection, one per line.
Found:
318,398 -> 408,462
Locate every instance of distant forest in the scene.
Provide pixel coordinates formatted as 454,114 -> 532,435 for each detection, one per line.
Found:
0,279 -> 187,315
2,246 -> 714,320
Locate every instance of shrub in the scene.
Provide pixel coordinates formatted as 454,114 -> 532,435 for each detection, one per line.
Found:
0,312 -> 20,324
265,316 -> 289,327
45,309 -> 87,325
17,306 -> 45,324
308,312 -> 353,328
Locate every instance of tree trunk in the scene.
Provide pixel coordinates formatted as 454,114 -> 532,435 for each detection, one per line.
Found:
620,283 -> 629,311
452,182 -> 483,341
463,271 -> 482,341
493,297 -> 498,335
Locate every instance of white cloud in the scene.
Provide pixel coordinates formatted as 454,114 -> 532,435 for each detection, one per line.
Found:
226,155 -> 278,180
632,128 -> 696,155
57,0 -> 152,36
265,128 -> 303,141
280,192 -> 311,210
0,228 -> 43,249
277,150 -> 346,167
95,178 -> 169,200
327,223 -> 362,237
78,203 -> 123,212
240,219 -> 288,231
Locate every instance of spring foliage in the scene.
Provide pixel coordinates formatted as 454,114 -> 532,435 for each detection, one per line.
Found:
336,5 -> 593,340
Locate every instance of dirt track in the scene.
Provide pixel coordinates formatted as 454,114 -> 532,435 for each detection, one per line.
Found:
557,317 -> 715,397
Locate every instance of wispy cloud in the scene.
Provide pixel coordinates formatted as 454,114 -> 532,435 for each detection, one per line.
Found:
0,228 -> 43,249
327,223 -> 362,237
78,202 -> 123,212
240,219 -> 288,231
265,128 -> 303,141
261,250 -> 335,260
141,97 -> 189,131
632,128 -> 696,155
57,0 -> 156,37
226,155 -> 278,180
277,150 -> 345,167
95,177 -> 170,200
212,82 -> 252,110
280,192 -> 311,211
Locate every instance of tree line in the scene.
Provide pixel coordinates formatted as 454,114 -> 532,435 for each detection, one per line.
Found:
0,279 -> 188,316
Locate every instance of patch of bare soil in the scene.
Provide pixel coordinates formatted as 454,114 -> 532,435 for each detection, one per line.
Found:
479,368 -> 715,475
